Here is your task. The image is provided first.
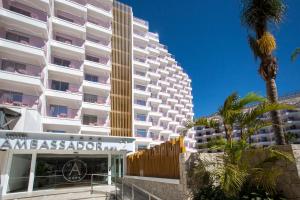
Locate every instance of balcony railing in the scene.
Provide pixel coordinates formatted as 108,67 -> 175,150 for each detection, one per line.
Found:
0,90 -> 39,108
0,59 -> 42,77
134,57 -> 146,63
133,17 -> 148,27
52,57 -> 82,70
54,33 -> 84,47
82,117 -> 109,126
46,107 -> 79,119
2,30 -> 46,49
86,36 -> 111,47
83,94 -> 108,104
56,10 -> 85,26
86,55 -> 110,65
48,80 -> 81,93
4,1 -> 48,22
87,16 -> 111,30
87,0 -> 112,12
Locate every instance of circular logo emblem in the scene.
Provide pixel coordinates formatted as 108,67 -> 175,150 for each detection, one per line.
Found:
62,159 -> 87,182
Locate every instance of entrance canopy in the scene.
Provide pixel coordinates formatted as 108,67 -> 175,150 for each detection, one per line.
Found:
0,130 -> 135,153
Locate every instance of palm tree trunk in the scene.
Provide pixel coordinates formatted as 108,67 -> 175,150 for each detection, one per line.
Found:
266,78 -> 286,145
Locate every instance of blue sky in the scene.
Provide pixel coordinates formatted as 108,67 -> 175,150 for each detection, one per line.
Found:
120,0 -> 300,117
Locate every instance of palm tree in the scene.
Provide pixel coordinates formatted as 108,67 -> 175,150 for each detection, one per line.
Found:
241,0 -> 287,144
291,48 -> 300,61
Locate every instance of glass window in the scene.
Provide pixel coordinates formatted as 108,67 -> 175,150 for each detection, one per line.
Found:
9,6 -> 31,17
46,130 -> 66,133
136,129 -> 147,137
136,114 -> 146,121
6,32 -> 29,43
7,154 -> 32,193
82,115 -> 97,125
86,55 -> 99,62
135,84 -> 146,91
137,145 -> 148,151
85,74 -> 98,82
51,80 -> 69,91
135,99 -> 146,106
53,57 -> 71,67
56,35 -> 72,44
57,14 -> 74,22
34,155 -> 108,190
49,105 -> 67,117
84,93 -> 98,103
1,60 -> 26,74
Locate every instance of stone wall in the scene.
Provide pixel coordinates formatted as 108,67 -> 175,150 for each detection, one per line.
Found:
275,145 -> 300,200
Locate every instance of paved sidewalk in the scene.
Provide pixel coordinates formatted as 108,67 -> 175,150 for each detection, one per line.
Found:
2,185 -> 116,200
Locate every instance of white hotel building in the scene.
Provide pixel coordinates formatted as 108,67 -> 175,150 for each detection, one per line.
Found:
0,0 -> 195,196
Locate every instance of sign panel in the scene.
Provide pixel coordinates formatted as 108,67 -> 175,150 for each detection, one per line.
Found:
0,132 -> 135,152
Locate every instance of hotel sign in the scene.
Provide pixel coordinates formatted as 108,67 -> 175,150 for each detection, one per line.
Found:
0,132 -> 134,152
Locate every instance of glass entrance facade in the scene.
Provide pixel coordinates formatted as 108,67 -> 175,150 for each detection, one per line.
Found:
33,154 -> 108,190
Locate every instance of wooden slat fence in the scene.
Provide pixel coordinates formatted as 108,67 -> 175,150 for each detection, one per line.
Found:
126,137 -> 186,179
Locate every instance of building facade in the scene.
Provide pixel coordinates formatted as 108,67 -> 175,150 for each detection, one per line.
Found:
194,92 -> 300,150
0,0 -> 195,196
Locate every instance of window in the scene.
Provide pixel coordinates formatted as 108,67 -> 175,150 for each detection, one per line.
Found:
86,55 -> 99,62
57,14 -> 74,22
82,115 -> 97,125
56,35 -> 72,44
46,130 -> 66,133
135,70 -> 146,76
136,129 -> 147,137
1,60 -> 26,74
137,145 -> 148,151
53,57 -> 71,67
51,80 -> 69,91
85,74 -> 98,82
84,93 -> 98,103
135,99 -> 146,106
9,6 -> 31,17
135,84 -> 146,91
6,32 -> 29,44
136,114 -> 146,121
49,105 -> 67,117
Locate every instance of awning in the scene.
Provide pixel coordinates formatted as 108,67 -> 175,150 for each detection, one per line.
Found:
0,107 -> 21,130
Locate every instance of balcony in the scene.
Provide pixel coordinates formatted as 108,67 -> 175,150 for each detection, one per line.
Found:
133,58 -> 149,69
51,17 -> 85,39
0,59 -> 42,89
50,36 -> 85,60
85,38 -> 111,55
55,0 -> 87,17
133,45 -> 148,56
84,56 -> 111,72
0,8 -> 47,39
82,76 -> 111,92
86,3 -> 112,19
134,85 -> 151,97
45,80 -> 82,102
43,106 -> 81,127
86,19 -> 112,37
82,94 -> 110,112
133,33 -> 149,43
81,116 -> 110,135
0,90 -> 39,109
0,34 -> 46,64
133,72 -> 150,83
48,57 -> 83,77
133,17 -> 148,30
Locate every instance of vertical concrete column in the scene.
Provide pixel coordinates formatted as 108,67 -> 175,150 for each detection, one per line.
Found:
118,154 -> 122,177
28,152 -> 37,192
123,152 -> 127,176
108,153 -> 111,185
2,152 -> 13,196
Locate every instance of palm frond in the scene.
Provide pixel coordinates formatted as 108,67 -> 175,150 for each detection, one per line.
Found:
250,167 -> 282,194
241,0 -> 286,32
236,92 -> 266,109
217,163 -> 248,197
291,48 -> 300,61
